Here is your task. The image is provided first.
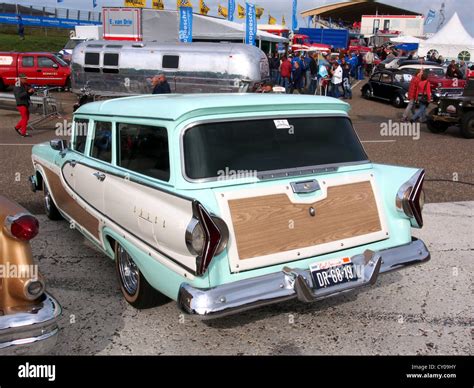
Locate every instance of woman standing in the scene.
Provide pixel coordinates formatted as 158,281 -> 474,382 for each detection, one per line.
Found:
411,72 -> 432,123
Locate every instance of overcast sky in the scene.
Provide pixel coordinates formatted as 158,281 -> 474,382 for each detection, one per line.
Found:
4,0 -> 474,34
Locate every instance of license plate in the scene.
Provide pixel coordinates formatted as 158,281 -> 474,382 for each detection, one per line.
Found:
310,257 -> 358,290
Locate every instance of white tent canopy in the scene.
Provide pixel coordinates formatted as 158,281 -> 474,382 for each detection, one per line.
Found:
142,10 -> 288,44
390,35 -> 422,44
418,12 -> 474,60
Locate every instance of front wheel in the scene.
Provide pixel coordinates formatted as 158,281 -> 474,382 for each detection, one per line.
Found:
115,242 -> 168,309
460,111 -> 474,139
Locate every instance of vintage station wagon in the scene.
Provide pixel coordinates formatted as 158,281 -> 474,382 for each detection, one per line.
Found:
30,94 -> 430,317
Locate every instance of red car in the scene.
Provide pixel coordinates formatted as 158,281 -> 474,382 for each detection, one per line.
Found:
0,52 -> 71,90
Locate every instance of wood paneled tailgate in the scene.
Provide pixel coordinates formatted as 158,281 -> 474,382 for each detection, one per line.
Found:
40,165 -> 100,240
228,181 -> 382,260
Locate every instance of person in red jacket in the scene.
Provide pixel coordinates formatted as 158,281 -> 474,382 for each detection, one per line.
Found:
280,56 -> 292,94
402,69 -> 422,122
412,71 -> 432,123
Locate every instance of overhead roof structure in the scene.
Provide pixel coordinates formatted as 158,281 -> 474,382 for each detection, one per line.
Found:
301,1 -> 421,24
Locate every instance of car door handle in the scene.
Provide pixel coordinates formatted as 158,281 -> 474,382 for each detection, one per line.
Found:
92,172 -> 106,182
37,69 -> 42,72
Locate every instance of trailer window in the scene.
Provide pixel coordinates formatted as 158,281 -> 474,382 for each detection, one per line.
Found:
21,56 -> 34,67
72,119 -> 89,154
85,52 -> 100,65
162,55 -> 179,69
117,123 -> 170,182
104,53 -> 119,66
91,121 -> 112,163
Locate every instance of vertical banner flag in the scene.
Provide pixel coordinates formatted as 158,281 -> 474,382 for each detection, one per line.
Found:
228,0 -> 235,21
93,0 -> 98,8
268,14 -> 276,25
237,3 -> 245,19
282,15 -> 286,26
245,2 -> 256,45
292,0 -> 297,30
425,9 -> 436,25
255,6 -> 264,20
152,0 -> 165,10
179,5 -> 193,42
199,0 -> 210,15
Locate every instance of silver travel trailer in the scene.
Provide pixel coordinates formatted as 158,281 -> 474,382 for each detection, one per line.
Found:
70,41 -> 270,96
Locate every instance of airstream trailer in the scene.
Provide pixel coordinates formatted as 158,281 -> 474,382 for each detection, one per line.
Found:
71,41 -> 270,96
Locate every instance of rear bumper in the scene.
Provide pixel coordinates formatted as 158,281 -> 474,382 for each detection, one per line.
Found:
0,293 -> 61,354
178,238 -> 430,319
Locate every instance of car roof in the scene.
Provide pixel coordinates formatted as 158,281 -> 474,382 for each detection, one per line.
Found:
75,94 -> 350,122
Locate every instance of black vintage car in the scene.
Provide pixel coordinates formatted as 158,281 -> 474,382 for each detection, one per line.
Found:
427,79 -> 474,138
361,70 -> 410,108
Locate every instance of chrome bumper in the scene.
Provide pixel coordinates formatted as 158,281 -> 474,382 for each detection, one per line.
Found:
178,239 -> 430,318
0,293 -> 61,354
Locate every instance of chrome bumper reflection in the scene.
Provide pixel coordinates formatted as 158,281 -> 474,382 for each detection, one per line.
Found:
0,293 -> 61,354
178,239 -> 430,318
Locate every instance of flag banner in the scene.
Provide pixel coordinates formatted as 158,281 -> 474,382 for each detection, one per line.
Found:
218,4 -> 228,18
57,0 -> 64,3
256,6 -> 263,20
282,14 -> 286,26
238,3 -> 245,19
124,0 -> 146,7
268,14 -> 276,25
179,6 -> 193,42
228,0 -> 235,21
199,0 -> 210,15
92,0 -> 98,8
152,0 -> 164,10
292,0 -> 297,30
425,9 -> 436,25
177,0 -> 192,8
245,2 -> 256,45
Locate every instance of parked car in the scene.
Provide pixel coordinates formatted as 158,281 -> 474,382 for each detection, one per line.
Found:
0,195 -> 61,353
0,52 -> 71,91
426,79 -> 474,138
30,94 -> 430,318
361,70 -> 410,108
70,41 -> 270,97
398,65 -> 467,100
376,56 -> 408,71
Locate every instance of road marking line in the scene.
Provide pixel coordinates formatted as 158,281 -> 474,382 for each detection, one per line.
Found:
361,140 -> 397,143
351,80 -> 362,90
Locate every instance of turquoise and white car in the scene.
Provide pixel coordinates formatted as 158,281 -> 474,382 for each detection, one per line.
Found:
30,94 -> 430,317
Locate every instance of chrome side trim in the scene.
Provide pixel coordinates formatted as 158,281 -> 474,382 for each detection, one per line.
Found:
178,238 -> 430,318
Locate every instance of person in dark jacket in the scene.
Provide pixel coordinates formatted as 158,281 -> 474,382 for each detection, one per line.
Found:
13,74 -> 34,137
269,53 -> 280,84
151,74 -> 171,94
290,61 -> 304,94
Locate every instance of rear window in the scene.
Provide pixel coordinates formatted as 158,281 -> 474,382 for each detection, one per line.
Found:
183,117 -> 368,180
22,56 -> 34,67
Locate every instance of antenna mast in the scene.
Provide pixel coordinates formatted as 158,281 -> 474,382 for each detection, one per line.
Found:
437,2 -> 445,31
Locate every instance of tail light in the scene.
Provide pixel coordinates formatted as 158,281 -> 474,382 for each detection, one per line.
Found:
396,169 -> 425,228
4,213 -> 40,241
186,201 -> 229,276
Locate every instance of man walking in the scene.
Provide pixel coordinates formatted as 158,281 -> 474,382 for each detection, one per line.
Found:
280,56 -> 292,93
14,74 -> 34,137
151,74 -> 171,94
402,70 -> 422,122
269,53 -> 280,84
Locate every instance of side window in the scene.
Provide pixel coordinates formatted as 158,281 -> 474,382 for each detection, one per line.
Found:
117,123 -> 170,182
72,119 -> 89,154
38,57 -> 56,68
370,73 -> 381,82
103,53 -> 119,74
380,73 -> 392,84
162,55 -> 179,69
22,56 -> 34,67
91,121 -> 113,163
84,52 -> 100,73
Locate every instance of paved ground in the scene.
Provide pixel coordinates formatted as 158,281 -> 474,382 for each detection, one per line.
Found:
0,87 -> 472,355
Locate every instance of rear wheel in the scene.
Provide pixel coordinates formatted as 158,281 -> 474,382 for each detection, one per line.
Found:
43,180 -> 62,220
115,242 -> 168,309
391,94 -> 404,108
460,110 -> 474,139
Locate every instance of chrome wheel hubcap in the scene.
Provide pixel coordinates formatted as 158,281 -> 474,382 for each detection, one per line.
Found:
118,246 -> 139,295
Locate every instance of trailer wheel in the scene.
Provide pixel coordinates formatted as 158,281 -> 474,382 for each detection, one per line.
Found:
460,111 -> 474,139
115,242 -> 168,309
